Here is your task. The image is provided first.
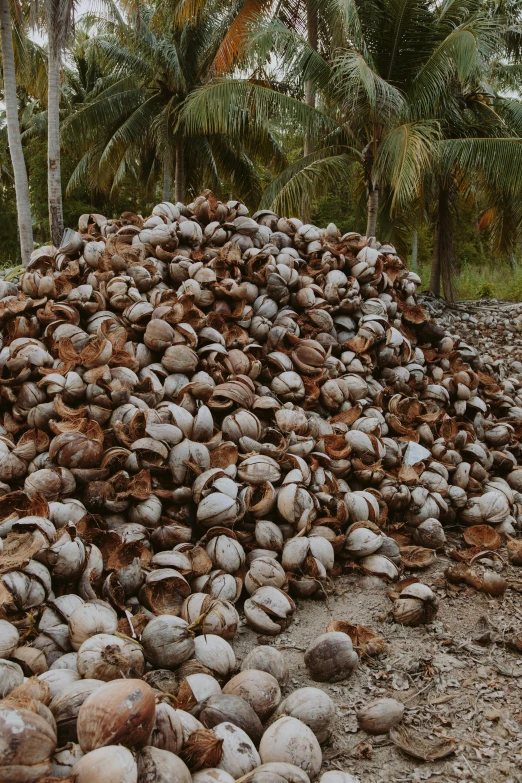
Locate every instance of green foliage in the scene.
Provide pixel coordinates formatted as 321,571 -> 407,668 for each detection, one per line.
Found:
311,184 -> 360,235
476,281 -> 496,298
415,257 -> 522,301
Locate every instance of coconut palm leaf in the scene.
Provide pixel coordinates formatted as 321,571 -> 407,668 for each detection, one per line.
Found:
249,19 -> 332,90
179,78 -> 335,139
332,50 -> 405,124
261,144 -> 361,208
210,0 -> 276,75
494,98 -> 522,136
440,137 -> 522,195
267,153 -> 360,215
409,17 -> 499,118
98,94 -> 164,170
375,120 -> 440,211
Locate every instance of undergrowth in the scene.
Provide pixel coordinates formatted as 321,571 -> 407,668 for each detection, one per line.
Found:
414,260 -> 522,301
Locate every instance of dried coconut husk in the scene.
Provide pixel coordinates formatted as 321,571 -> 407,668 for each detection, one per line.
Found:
9,676 -> 51,705
463,525 -> 501,550
103,573 -> 126,611
449,545 -> 484,563
326,620 -> 386,658
445,564 -> 507,596
117,610 -> 150,638
0,490 -> 49,522
330,405 -> 363,425
390,725 -> 456,762
180,728 -> 224,770
1,693 -> 56,730
399,546 -> 436,569
387,532 -> 411,547
176,660 -> 214,680
143,669 -> 179,697
387,576 -> 419,601
12,646 -> 48,676
107,540 -> 151,571
182,545 -> 213,578
140,570 -> 191,615
348,519 -> 382,535
507,538 -> 522,565
210,442 -> 238,470
16,428 -> 49,456
79,528 -> 121,566
0,531 -> 43,575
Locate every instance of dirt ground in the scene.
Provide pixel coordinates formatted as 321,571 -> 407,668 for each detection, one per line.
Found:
235,540 -> 522,783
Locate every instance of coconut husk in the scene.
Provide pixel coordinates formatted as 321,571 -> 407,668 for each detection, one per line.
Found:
326,620 -> 386,658
177,660 -> 214,680
180,728 -> 224,770
463,525 -> 501,550
9,676 -> 51,705
176,679 -> 198,712
0,532 -> 42,575
387,576 -> 419,600
399,546 -> 437,569
390,725 -> 456,762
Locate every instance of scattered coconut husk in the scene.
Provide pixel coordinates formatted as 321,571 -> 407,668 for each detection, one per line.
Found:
390,725 -> 457,762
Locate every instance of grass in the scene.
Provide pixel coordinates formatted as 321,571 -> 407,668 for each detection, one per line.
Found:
413,259 -> 522,301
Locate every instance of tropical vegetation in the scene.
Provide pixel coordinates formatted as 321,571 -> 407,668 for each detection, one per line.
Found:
0,0 -> 521,299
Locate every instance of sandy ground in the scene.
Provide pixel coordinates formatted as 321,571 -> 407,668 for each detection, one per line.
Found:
234,541 -> 522,783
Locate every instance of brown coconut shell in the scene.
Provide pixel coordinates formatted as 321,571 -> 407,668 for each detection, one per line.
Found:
76,678 -> 156,752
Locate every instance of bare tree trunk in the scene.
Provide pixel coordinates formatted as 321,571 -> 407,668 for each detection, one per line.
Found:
411,226 -> 418,270
430,186 -> 455,299
48,44 -> 63,246
163,143 -> 172,201
175,138 -> 185,203
301,0 -> 317,223
429,217 -> 441,296
0,0 -> 33,265
366,185 -> 378,237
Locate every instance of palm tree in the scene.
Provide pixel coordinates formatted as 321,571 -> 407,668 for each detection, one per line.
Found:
62,2 -> 285,205
0,0 -> 33,264
181,0 -> 522,297
43,0 -> 75,246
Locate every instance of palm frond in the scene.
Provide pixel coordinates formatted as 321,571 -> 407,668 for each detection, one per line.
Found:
98,94 -> 163,170
267,153 -> 361,216
375,120 -> 440,211
179,79 -> 335,140
249,19 -> 332,91
332,50 -> 405,125
410,17 -> 499,118
44,0 -> 77,54
440,137 -> 522,195
211,0 -> 276,75
261,144 -> 361,209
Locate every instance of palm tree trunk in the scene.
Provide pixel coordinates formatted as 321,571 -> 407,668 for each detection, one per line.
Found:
430,185 -> 455,300
429,217 -> 441,296
366,185 -> 379,237
301,0 -> 317,223
48,43 -> 63,246
411,226 -> 418,270
175,138 -> 185,203
0,0 -> 33,265
163,143 -> 172,201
